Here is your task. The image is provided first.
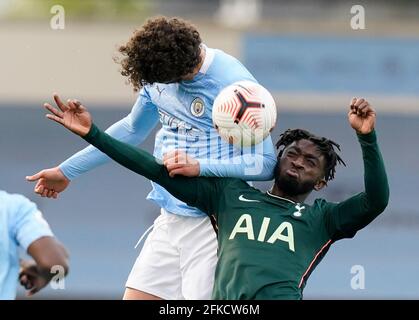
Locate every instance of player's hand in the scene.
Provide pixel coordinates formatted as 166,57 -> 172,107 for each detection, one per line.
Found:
44,93 -> 92,137
25,167 -> 70,199
348,97 -> 376,134
163,150 -> 200,178
19,260 -> 49,297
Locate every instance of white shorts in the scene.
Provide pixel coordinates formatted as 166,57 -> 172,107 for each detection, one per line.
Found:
125,209 -> 218,300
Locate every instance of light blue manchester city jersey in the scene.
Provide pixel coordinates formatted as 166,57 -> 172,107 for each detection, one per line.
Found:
60,46 -> 277,217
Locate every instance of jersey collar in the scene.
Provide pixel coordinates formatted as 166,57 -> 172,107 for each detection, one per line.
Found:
266,191 -> 296,204
199,44 -> 214,74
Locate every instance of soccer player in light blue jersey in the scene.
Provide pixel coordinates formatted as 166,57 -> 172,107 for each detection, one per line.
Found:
0,191 -> 69,299
27,16 -> 277,300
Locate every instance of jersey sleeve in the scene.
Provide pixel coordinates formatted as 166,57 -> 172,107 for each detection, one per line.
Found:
83,123 -> 233,218
198,135 -> 277,181
323,130 -> 389,240
9,194 -> 54,251
59,88 -> 160,180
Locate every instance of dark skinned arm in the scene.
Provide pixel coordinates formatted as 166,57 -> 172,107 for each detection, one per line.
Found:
19,237 -> 69,296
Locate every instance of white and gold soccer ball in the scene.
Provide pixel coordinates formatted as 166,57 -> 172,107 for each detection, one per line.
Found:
212,81 -> 277,147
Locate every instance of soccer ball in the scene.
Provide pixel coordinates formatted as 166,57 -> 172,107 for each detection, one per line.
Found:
212,81 -> 277,147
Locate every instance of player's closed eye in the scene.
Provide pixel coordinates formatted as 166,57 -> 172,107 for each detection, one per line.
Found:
286,150 -> 297,158
306,158 -> 316,167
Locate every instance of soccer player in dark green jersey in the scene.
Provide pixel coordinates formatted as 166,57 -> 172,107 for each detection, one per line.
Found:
41,95 -> 389,300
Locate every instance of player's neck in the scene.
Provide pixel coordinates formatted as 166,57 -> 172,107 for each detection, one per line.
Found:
270,184 -> 309,204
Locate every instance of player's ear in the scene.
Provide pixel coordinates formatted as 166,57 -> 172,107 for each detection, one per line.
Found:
314,179 -> 327,191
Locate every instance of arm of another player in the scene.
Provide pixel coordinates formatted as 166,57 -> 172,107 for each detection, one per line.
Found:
163,136 -> 277,180
43,96 -> 228,216
10,194 -> 69,296
324,98 -> 390,240
201,135 -> 277,180
20,238 -> 69,296
26,91 -> 159,199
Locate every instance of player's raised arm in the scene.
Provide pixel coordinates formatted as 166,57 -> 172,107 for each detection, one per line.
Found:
40,95 -> 228,217
26,91 -> 159,199
324,98 -> 390,240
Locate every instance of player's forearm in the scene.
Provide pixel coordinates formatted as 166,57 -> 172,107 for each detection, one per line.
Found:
83,124 -> 209,211
335,131 -> 389,233
59,145 -> 110,180
199,154 -> 276,180
30,238 -> 70,275
358,130 -> 389,212
199,136 -> 276,181
59,116 -> 152,180
325,130 -> 389,239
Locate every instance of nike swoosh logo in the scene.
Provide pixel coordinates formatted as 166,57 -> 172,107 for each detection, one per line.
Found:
239,195 -> 260,203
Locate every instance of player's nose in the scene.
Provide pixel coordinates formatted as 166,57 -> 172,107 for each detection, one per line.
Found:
291,158 -> 304,169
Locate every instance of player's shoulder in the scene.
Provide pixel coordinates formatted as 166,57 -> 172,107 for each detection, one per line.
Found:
211,177 -> 250,191
0,190 -> 30,203
0,191 -> 38,229
0,190 -> 26,206
210,48 -> 250,73
0,189 -> 8,199
0,191 -> 36,214
212,48 -> 239,64
207,47 -> 256,84
310,198 -> 336,215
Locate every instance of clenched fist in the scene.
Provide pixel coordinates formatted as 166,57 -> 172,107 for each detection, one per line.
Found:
348,98 -> 376,135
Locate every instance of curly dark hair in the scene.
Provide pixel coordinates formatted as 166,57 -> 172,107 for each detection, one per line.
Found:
116,16 -> 202,91
276,129 -> 346,181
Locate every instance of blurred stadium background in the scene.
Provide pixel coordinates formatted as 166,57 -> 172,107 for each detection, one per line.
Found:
1,0 -> 418,299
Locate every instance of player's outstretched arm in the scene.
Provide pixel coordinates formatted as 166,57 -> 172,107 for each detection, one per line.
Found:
26,92 -> 159,199
163,136 -> 277,180
324,98 -> 390,240
41,95 -> 227,216
199,135 -> 277,181
57,89 -> 159,180
25,166 -> 70,199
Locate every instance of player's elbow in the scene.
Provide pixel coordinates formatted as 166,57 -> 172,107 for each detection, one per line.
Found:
376,192 -> 389,214
374,185 -> 390,213
366,192 -> 389,216
383,184 -> 390,207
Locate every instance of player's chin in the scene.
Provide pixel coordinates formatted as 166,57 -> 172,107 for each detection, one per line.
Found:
276,174 -> 300,190
277,173 -> 316,196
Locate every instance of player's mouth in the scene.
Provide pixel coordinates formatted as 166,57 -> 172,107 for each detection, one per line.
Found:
285,169 -> 299,179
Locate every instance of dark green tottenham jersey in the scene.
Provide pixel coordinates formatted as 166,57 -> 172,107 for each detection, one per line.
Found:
84,124 -> 389,300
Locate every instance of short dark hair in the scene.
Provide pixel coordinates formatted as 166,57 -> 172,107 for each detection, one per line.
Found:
116,16 -> 202,91
276,129 -> 346,181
